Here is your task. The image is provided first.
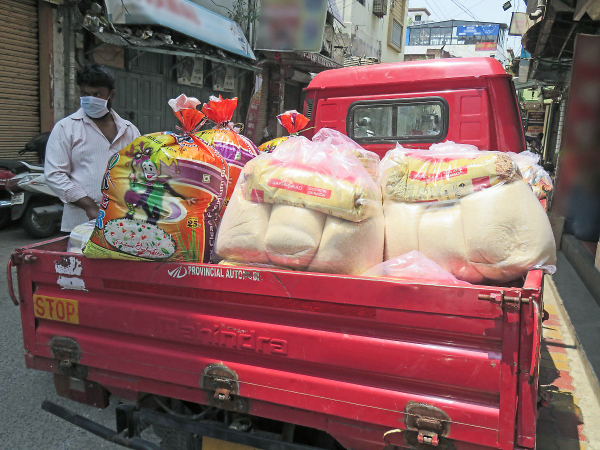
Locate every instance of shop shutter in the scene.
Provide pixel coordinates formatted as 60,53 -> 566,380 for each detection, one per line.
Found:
0,0 -> 40,161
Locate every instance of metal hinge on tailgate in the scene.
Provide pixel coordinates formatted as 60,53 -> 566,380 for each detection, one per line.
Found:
404,402 -> 453,448
478,292 -> 532,309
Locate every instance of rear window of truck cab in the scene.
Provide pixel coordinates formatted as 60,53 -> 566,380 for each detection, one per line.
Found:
348,97 -> 448,144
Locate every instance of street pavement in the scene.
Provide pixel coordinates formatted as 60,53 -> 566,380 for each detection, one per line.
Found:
0,226 -> 120,449
0,225 -> 599,449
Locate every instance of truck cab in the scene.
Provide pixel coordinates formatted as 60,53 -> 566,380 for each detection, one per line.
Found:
303,58 -> 525,157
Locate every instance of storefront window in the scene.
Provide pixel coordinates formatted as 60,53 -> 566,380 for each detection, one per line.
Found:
430,27 -> 452,45
409,28 -> 431,46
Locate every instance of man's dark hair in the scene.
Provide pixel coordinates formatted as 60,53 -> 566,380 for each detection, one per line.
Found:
76,63 -> 115,90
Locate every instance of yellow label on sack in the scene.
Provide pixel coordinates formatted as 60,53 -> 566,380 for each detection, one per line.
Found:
33,295 -> 79,324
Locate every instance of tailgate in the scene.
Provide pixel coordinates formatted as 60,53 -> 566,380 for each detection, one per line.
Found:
13,239 -> 543,450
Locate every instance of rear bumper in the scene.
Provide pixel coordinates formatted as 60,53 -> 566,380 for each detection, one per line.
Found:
42,400 -> 320,450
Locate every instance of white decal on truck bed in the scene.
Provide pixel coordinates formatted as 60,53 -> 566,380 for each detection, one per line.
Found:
54,256 -> 83,276
167,265 -> 261,282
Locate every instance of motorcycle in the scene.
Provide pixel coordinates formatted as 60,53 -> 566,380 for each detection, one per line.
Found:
5,133 -> 63,239
0,159 -> 30,229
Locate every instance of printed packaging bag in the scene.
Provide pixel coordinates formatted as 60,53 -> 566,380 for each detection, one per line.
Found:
381,141 -> 519,203
84,95 -> 228,262
195,96 -> 259,211
242,136 -> 381,222
258,110 -> 310,153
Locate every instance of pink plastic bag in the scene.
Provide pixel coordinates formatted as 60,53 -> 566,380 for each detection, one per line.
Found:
362,251 -> 472,286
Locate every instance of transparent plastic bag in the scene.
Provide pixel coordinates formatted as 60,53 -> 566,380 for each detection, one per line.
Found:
241,136 -> 381,222
215,141 -> 385,275
381,142 -> 556,283
312,128 -> 381,181
508,150 -> 553,200
67,220 -> 96,253
362,251 -> 472,286
380,141 -> 519,203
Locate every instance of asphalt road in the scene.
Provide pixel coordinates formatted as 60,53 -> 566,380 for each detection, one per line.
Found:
0,226 -> 120,449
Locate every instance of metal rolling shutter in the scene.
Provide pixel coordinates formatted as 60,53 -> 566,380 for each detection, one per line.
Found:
0,0 -> 40,161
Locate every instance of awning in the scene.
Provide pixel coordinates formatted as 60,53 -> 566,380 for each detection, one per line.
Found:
269,51 -> 341,72
89,29 -> 258,72
104,0 -> 255,60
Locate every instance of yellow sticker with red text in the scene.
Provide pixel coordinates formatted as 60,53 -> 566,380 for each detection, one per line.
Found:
33,295 -> 79,324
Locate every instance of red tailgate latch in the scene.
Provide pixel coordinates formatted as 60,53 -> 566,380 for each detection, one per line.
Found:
418,429 -> 440,446
405,402 -> 450,448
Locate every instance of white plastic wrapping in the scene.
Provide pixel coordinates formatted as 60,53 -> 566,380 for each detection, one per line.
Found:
67,220 -> 96,253
215,138 -> 384,275
382,142 -> 556,283
362,251 -> 472,286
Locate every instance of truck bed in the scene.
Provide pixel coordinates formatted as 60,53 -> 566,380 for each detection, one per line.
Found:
10,236 -> 543,450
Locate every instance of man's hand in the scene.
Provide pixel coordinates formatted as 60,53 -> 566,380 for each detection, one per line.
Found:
84,204 -> 100,220
73,196 -> 100,220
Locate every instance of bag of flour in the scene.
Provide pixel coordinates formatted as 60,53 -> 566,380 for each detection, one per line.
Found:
381,143 -> 556,283
215,138 -> 384,275
241,137 -> 381,222
381,141 -> 519,203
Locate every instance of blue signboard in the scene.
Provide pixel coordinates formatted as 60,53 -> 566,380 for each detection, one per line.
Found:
456,24 -> 500,36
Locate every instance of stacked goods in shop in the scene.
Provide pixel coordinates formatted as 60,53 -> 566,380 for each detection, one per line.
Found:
258,110 -> 310,153
381,142 -> 556,283
84,95 -> 228,262
312,128 -> 381,182
196,96 -> 259,211
215,136 -> 384,275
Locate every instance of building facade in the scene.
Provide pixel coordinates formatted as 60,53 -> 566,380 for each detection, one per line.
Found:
404,20 -> 509,64
381,0 -> 409,63
333,0 -> 387,63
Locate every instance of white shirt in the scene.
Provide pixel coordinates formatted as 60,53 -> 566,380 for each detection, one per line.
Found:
45,108 -> 140,231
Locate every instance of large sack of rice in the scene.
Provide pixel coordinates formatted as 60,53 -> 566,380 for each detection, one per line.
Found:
195,96 -> 259,212
381,142 -> 556,283
84,95 -> 228,262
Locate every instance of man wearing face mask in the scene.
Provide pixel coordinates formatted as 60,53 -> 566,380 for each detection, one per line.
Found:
45,64 -> 140,232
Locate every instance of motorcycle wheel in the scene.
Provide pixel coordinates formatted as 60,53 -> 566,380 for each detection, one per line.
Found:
21,202 -> 60,238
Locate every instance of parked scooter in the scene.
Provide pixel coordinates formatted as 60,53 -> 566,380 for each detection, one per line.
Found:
6,133 -> 63,238
0,160 -> 30,229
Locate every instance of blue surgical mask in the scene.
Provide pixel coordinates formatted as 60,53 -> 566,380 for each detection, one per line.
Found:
80,96 -> 109,118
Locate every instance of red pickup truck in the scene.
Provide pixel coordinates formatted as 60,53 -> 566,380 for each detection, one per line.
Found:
8,58 -> 544,450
